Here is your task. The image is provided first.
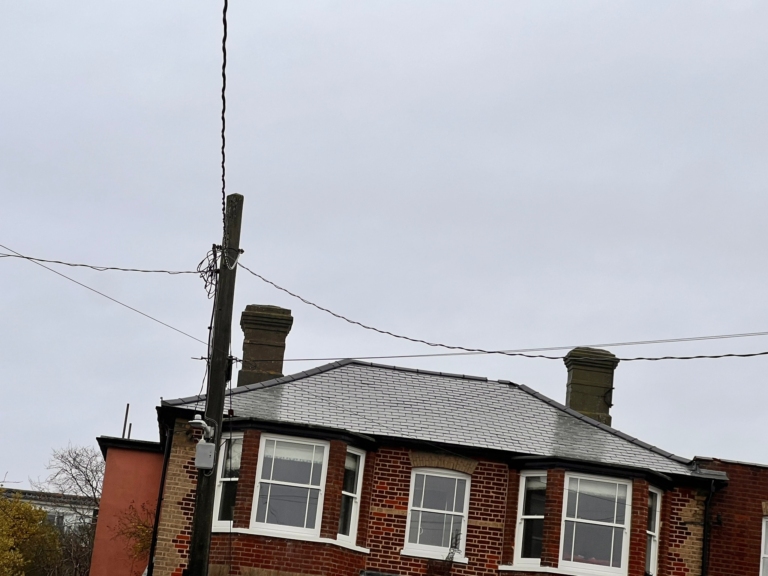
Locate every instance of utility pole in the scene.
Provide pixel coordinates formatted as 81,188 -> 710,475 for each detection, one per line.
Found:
186,193 -> 244,576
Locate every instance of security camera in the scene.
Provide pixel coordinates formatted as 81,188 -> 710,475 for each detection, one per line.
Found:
189,414 -> 215,440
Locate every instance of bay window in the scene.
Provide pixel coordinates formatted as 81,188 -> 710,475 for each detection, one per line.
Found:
514,472 -> 547,566
252,435 -> 329,535
212,433 -> 243,529
338,448 -> 365,542
404,468 -> 471,561
561,474 -> 631,575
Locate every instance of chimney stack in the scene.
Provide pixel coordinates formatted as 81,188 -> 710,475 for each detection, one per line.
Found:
237,305 -> 293,387
564,347 -> 619,426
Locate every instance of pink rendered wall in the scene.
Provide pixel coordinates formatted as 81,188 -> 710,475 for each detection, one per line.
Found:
90,447 -> 163,576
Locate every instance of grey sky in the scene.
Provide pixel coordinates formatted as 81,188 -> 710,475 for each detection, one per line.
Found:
2,1 -> 767,488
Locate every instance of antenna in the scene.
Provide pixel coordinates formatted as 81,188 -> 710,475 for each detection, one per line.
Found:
122,403 -> 130,438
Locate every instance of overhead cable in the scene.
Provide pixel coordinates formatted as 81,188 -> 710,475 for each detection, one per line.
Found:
1,244 -> 208,347
236,262 -> 768,362
0,251 -> 196,274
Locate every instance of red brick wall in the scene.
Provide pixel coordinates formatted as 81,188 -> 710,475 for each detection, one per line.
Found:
90,446 -> 164,576
320,440 -> 347,539
357,450 -> 376,548
628,479 -> 649,576
501,469 -> 520,564
209,533 -> 366,575
540,468 -> 565,568
363,446 -> 509,576
152,423 -> 719,576
233,429 -> 260,529
699,459 -> 768,576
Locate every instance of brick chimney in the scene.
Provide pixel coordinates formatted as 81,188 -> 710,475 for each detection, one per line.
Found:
237,305 -> 293,387
564,347 -> 620,426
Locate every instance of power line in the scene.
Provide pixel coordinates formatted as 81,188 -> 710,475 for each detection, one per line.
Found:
1,244 -> 208,347
236,261 -> 768,362
5,247 -> 768,364
0,250 -> 197,274
220,0 -> 229,243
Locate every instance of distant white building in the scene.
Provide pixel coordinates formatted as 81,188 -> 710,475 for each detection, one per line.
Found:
2,488 -> 98,529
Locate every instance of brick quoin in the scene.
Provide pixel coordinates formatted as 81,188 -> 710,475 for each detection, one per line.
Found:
657,486 -> 706,576
232,429 -> 260,529
153,419 -> 201,576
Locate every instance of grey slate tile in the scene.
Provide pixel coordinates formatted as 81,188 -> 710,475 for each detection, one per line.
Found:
165,360 -> 699,477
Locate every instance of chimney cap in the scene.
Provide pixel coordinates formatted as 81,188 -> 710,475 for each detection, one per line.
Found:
564,347 -> 619,371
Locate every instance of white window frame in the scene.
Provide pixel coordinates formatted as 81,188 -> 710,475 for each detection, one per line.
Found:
513,471 -> 547,568
760,517 -> 768,576
337,447 -> 366,545
249,433 -> 330,538
212,432 -> 244,531
645,487 -> 662,576
559,473 -> 632,576
402,467 -> 471,562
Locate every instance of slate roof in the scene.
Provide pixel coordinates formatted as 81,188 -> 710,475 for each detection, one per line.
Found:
164,359 -> 714,478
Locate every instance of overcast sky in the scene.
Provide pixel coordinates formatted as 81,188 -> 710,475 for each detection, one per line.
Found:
2,1 -> 767,488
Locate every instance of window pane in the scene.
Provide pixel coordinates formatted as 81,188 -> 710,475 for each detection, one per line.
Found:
217,481 -> 238,521
763,519 -> 768,554
422,475 -> 458,512
339,494 -> 354,536
762,558 -> 768,575
611,527 -> 623,567
419,511 -> 451,547
454,479 -> 466,513
562,520 -> 575,561
311,446 -> 325,486
646,534 -> 655,574
566,478 -> 578,518
255,484 -> 269,523
261,439 -> 275,480
449,515 -> 462,549
408,510 -> 421,544
521,518 -> 544,558
647,492 -> 659,532
306,489 -> 320,529
413,474 -> 425,507
524,476 -> 547,516
576,479 -> 618,523
269,441 -> 315,484
343,453 -> 360,493
263,484 -> 311,527
616,484 -> 627,525
223,438 -> 243,478
571,522 -> 614,566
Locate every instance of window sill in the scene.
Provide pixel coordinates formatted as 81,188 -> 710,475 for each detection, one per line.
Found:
211,526 -> 370,554
498,566 -> 567,574
400,547 -> 469,564
498,565 -> 627,576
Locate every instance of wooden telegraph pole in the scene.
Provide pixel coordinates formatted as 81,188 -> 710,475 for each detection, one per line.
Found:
186,193 -> 244,576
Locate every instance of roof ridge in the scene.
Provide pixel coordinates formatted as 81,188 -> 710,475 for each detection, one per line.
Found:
504,380 -> 693,467
343,359 -> 489,382
162,359 -> 358,406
